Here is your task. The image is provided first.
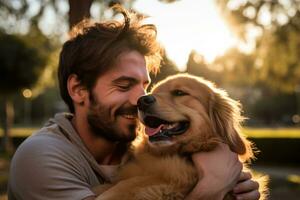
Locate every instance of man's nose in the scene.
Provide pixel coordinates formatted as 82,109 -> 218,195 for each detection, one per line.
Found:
130,87 -> 147,106
137,95 -> 156,111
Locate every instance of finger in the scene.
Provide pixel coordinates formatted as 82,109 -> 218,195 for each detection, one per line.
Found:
234,179 -> 259,194
235,190 -> 260,200
236,162 -> 244,179
238,171 -> 252,182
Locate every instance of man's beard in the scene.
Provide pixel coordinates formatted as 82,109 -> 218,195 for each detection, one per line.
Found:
87,95 -> 138,142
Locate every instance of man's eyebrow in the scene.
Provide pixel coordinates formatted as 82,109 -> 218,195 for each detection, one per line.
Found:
112,76 -> 151,85
112,76 -> 149,85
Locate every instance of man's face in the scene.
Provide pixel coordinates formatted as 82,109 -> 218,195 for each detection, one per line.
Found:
87,50 -> 150,142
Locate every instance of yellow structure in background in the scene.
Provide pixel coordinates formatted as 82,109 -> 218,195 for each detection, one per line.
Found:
0,127 -> 300,138
242,128 -> 300,138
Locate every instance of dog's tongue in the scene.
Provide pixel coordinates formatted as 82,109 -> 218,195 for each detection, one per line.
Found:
145,124 -> 164,136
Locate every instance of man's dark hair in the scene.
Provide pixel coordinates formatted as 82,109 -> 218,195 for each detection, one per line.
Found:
58,6 -> 162,113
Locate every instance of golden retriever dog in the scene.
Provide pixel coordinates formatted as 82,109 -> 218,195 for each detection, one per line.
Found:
95,73 -> 268,200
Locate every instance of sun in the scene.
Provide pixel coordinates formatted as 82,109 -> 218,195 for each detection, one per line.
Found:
134,0 -> 237,71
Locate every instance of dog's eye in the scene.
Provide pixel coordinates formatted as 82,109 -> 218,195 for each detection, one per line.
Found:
171,89 -> 188,96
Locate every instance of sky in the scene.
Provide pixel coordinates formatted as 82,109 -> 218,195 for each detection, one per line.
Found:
132,0 -> 239,71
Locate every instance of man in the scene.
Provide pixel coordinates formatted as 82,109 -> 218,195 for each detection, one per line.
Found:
8,7 -> 260,200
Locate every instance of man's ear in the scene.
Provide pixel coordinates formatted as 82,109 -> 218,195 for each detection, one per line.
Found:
67,74 -> 88,106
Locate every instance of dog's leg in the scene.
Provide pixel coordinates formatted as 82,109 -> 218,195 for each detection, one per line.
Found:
92,183 -> 113,196
134,184 -> 184,200
95,176 -> 191,200
95,176 -> 173,200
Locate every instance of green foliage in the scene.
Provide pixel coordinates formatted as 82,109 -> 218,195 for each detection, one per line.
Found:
0,0 -> 68,35
0,31 -> 47,95
213,48 -> 257,87
0,24 -> 58,96
216,0 -> 300,40
216,0 -> 300,94
255,22 -> 300,93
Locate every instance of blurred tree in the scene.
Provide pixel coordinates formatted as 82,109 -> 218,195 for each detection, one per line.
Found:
186,50 -> 222,84
255,22 -> 300,93
0,28 -> 51,153
68,0 -> 93,28
216,0 -> 299,40
0,0 -> 114,33
216,0 -> 300,94
0,0 -> 180,32
256,93 -> 297,125
212,47 -> 256,87
149,48 -> 179,89
209,46 -> 298,125
0,0 -> 68,36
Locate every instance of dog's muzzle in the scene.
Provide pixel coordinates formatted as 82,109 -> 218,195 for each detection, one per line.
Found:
137,95 -> 190,142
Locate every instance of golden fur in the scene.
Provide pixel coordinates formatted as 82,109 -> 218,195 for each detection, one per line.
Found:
95,74 -> 268,200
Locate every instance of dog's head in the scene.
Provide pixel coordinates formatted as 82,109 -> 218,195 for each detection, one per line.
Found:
137,74 -> 253,160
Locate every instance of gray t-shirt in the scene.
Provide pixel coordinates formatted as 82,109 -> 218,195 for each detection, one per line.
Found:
8,113 -> 116,200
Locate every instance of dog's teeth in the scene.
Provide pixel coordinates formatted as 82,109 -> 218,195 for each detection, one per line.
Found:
163,123 -> 178,130
166,124 -> 173,129
123,114 -> 135,119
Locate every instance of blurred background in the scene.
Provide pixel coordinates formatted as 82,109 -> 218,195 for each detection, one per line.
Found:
0,0 -> 299,199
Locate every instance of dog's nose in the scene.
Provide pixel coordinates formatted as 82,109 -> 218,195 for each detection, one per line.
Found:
137,95 -> 156,111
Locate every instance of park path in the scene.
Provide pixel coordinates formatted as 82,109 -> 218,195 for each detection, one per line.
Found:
253,164 -> 300,200
254,164 -> 300,179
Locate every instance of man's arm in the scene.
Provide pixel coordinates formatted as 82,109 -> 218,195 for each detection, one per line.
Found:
83,197 -> 96,200
185,144 -> 260,200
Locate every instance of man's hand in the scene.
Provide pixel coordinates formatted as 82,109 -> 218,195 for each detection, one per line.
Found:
233,171 -> 260,200
185,143 -> 242,200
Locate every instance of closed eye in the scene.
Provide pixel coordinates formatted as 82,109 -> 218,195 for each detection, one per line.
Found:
117,84 -> 132,91
171,89 -> 189,96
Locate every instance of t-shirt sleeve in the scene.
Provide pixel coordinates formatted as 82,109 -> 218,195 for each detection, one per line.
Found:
8,134 -> 96,200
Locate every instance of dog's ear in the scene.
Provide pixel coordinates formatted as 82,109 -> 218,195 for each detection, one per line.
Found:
209,89 -> 253,160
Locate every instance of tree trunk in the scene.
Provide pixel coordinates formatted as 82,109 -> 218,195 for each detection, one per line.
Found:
68,0 -> 93,29
1,97 -> 14,154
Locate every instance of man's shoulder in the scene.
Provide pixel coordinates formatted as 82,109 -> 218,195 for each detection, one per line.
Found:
23,126 -> 71,146
8,127 -> 97,200
9,125 -> 89,181
13,127 -> 81,164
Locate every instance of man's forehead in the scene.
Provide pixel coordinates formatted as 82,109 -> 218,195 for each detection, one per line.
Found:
110,51 -> 149,79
